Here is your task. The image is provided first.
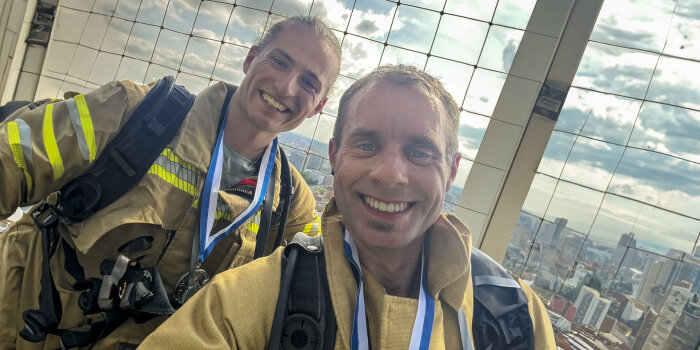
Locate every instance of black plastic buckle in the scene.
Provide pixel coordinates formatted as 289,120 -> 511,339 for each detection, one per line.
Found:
30,202 -> 59,230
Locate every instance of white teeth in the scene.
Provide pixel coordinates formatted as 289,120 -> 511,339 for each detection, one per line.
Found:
363,196 -> 408,213
262,92 -> 288,112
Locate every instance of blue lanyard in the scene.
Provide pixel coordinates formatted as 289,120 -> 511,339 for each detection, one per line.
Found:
343,230 -> 435,350
197,102 -> 277,262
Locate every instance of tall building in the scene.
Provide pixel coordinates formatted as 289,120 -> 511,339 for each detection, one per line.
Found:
661,294 -> 700,350
637,259 -> 680,311
573,286 -> 612,330
538,217 -> 568,249
632,308 -> 658,350
610,233 -> 637,270
641,286 -> 692,350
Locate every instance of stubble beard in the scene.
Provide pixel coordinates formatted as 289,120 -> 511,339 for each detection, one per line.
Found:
367,218 -> 396,232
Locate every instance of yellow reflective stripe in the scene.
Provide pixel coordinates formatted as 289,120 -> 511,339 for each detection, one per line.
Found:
147,163 -> 197,196
74,94 -> 96,162
246,221 -> 260,233
302,215 -> 322,236
162,148 -> 197,172
42,104 -> 64,181
7,122 -> 33,190
215,210 -> 232,221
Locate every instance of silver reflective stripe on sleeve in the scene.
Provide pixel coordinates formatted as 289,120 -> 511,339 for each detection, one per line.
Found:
14,119 -> 33,165
459,308 -> 474,350
472,275 -> 522,289
65,98 -> 91,162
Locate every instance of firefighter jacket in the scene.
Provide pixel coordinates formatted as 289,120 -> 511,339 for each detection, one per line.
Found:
0,79 -> 319,349
138,198 -> 557,349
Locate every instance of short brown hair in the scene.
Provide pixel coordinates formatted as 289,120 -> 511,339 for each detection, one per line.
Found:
332,64 -> 459,162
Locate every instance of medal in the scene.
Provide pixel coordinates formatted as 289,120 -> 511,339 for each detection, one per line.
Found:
173,268 -> 210,307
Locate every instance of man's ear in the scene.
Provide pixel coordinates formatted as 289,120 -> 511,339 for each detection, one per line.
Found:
243,46 -> 258,74
447,154 -> 461,190
328,138 -> 337,171
308,97 -> 328,118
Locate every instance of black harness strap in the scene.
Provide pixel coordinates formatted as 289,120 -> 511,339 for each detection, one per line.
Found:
254,164 -> 278,259
268,233 -> 336,350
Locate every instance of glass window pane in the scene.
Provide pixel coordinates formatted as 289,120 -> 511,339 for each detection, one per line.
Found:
478,25 -> 523,73
588,194 -> 643,251
271,0 -> 313,17
67,46 -> 98,81
93,0 -> 118,16
555,88 -> 589,134
577,91 -> 640,145
62,0 -> 95,11
629,102 -> 700,163
665,0 -> 700,61
322,75 -> 355,116
609,148 -> 700,220
339,35 -> 383,79
572,42 -> 657,99
88,51 -> 121,85
192,1 -> 232,41
180,37 -> 220,77
560,137 -> 625,191
425,57 -> 474,106
444,0 -> 496,21
387,6 -> 440,53
463,68 -> 506,116
163,0 -> 199,33
492,0 -> 536,30
125,23 -> 159,61
632,205 -> 700,257
646,56 -> 700,110
448,158 -> 472,204
145,64 -> 177,84
310,0 -> 354,31
590,0 -> 675,52
310,113 -> 336,150
114,0 -> 140,21
35,76 -> 64,100
101,17 -> 133,54
224,7 -> 268,47
521,173 -> 557,218
379,45 -> 427,68
504,211 -> 542,276
347,0 -> 396,42
431,15 -> 488,65
44,41 -> 77,76
115,57 -> 148,83
280,145 -> 307,173
281,116 -> 316,153
457,110 -> 489,161
136,0 -> 168,26
235,0 -> 272,11
175,72 -> 209,93
544,181 -> 604,234
53,7 -> 89,43
213,44 -> 248,85
80,13 -> 111,49
152,29 -> 188,69
401,0 -> 446,12
539,131 -> 576,178
301,154 -> 334,211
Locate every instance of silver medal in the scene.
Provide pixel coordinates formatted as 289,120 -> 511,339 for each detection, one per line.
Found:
173,268 -> 210,307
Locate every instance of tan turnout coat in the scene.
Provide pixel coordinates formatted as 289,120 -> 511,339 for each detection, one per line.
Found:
139,199 -> 557,349
0,79 -> 319,348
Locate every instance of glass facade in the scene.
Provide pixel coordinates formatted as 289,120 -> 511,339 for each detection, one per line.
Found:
504,0 -> 700,348
18,0 -> 700,347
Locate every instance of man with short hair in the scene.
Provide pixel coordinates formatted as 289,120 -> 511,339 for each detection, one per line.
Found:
139,65 -> 556,349
0,16 -> 340,348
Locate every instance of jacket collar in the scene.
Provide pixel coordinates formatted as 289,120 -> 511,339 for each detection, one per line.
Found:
321,198 -> 472,345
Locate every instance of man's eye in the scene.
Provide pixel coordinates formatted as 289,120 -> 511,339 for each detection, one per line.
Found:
302,78 -> 318,92
359,143 -> 375,152
407,149 -> 435,164
271,57 -> 286,68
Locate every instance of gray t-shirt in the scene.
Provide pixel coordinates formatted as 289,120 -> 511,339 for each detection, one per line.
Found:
220,142 -> 261,190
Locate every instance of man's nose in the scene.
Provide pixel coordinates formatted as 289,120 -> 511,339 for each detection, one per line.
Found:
274,71 -> 297,97
368,149 -> 409,188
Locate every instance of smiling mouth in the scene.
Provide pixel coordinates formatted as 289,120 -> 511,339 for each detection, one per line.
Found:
361,194 -> 413,213
261,91 -> 289,112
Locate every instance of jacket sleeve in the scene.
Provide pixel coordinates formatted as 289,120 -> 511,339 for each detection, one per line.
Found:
138,250 -> 283,349
0,79 -> 155,219
519,280 -> 558,350
279,164 -> 321,239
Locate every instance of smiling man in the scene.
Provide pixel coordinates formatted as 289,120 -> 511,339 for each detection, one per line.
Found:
0,16 -> 340,349
139,65 -> 556,349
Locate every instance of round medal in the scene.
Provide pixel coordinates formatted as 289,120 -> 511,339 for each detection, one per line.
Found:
173,268 -> 210,307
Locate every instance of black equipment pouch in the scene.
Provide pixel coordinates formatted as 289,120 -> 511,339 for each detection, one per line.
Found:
19,76 -> 195,346
268,233 -> 336,350
470,248 -> 534,350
